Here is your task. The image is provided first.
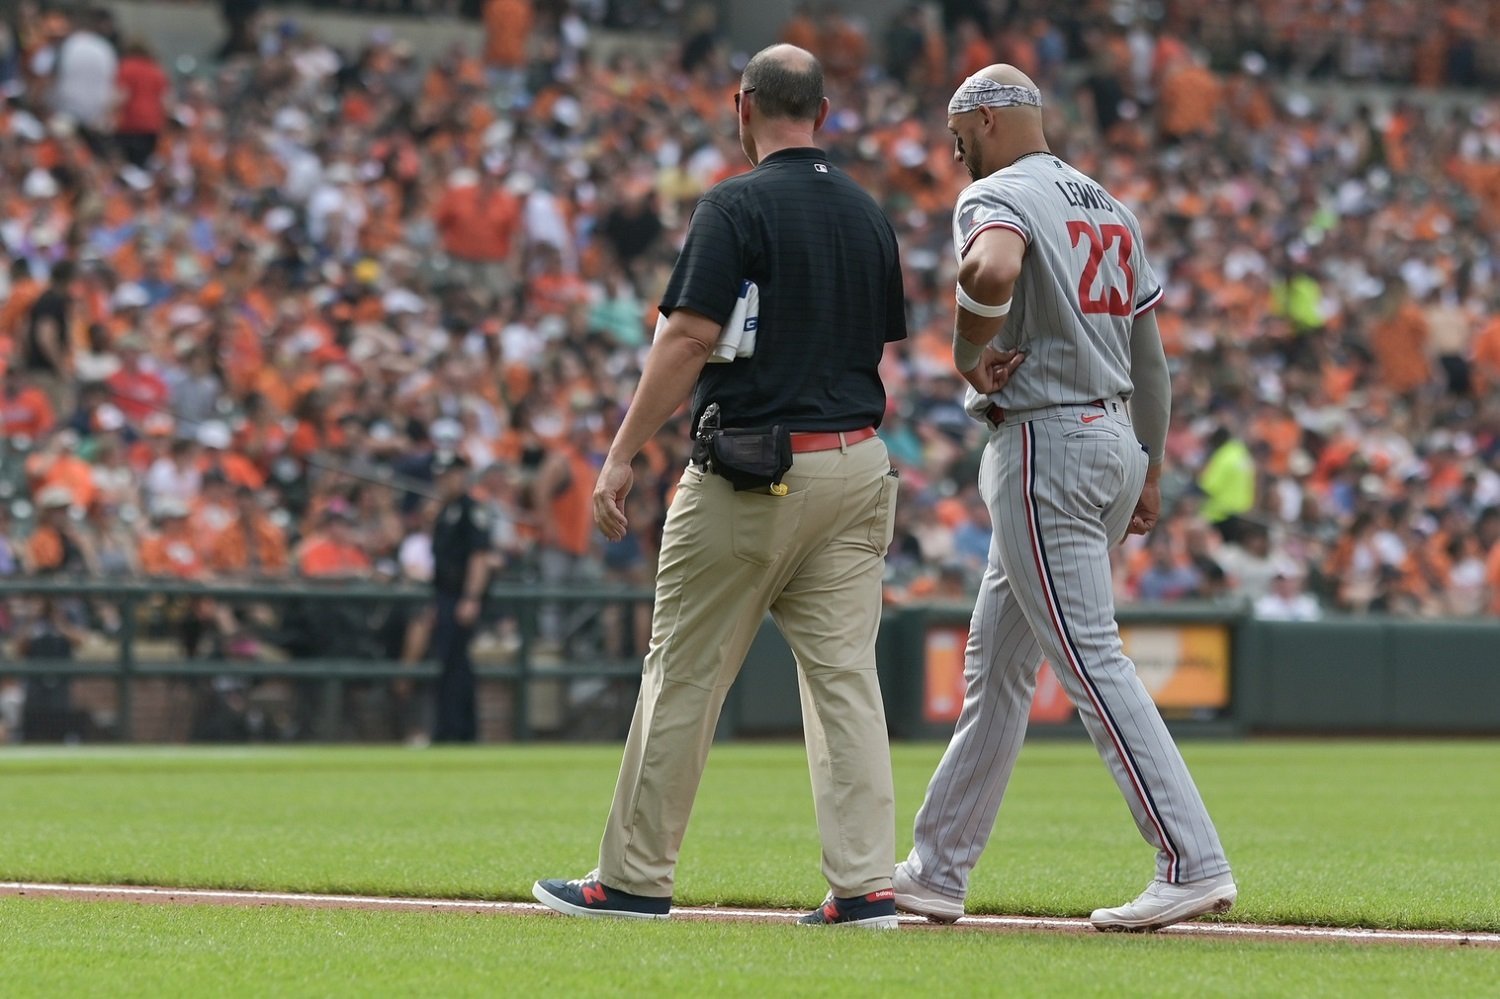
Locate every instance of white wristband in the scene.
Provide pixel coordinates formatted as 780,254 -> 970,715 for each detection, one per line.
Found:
956,283 -> 1012,318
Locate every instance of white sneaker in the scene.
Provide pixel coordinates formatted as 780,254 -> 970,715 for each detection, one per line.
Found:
892,862 -> 965,924
1090,873 -> 1237,932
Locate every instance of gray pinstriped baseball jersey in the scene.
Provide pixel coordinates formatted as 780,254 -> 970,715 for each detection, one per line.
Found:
900,151 -> 1229,909
952,151 -> 1163,412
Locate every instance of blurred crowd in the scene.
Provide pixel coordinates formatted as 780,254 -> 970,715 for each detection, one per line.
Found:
0,0 -> 1496,651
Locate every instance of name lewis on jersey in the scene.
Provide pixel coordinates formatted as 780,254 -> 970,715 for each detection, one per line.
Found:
1055,180 -> 1115,213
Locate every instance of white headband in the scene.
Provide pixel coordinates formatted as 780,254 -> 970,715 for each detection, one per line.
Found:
947,77 -> 1043,116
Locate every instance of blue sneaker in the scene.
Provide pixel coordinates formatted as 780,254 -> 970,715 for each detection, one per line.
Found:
798,888 -> 899,929
533,872 -> 671,920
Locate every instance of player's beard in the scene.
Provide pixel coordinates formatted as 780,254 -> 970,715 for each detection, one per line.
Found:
962,138 -> 983,181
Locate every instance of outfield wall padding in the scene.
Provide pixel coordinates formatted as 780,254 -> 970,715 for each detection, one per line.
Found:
731,608 -> 1500,738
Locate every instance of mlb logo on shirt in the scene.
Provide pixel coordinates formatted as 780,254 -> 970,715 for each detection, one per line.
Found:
814,164 -> 828,173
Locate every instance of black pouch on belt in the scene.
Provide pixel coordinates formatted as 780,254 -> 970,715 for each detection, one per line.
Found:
693,402 -> 793,492
707,425 -> 793,491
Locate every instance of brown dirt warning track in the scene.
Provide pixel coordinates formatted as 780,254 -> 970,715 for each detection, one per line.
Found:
4,883 -> 1498,948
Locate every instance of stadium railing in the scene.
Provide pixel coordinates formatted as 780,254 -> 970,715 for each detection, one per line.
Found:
0,578 -> 654,741
5,580 -> 1495,740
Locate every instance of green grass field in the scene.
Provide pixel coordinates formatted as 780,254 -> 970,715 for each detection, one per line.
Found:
5,898 -> 1496,998
1,740 -> 1497,996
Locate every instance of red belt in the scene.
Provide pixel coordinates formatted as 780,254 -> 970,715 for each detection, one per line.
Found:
984,399 -> 1104,426
789,427 -> 877,453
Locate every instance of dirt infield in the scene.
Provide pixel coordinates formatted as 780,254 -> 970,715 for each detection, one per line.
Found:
4,883 -> 1497,948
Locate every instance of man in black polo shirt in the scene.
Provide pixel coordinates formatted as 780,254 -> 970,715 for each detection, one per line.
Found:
21,260 -> 76,419
429,453 -> 491,743
535,44 -> 907,929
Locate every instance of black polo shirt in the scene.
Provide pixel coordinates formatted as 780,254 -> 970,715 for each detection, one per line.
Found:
660,146 -> 907,433
431,493 -> 489,596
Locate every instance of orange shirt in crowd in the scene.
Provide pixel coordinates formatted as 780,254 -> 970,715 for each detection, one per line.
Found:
1226,76 -> 1275,132
483,0 -> 533,68
27,524 -> 70,572
1,384 -> 55,437
821,15 -> 869,81
780,11 -> 819,52
140,526 -> 205,578
548,448 -> 595,558
530,269 -> 589,316
956,33 -> 996,84
1159,61 -> 1222,139
1370,301 -> 1432,395
203,452 -> 267,491
210,517 -> 289,576
289,419 -> 347,459
1487,542 -> 1500,615
298,533 -> 372,577
1470,314 -> 1500,393
30,452 -> 98,510
1251,412 -> 1302,477
994,28 -> 1039,81
0,275 -> 42,340
432,182 -> 522,262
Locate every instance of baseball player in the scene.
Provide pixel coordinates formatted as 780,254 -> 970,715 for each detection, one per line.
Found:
892,65 -> 1236,932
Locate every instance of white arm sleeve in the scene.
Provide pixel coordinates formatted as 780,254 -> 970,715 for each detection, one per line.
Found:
1128,309 -> 1170,466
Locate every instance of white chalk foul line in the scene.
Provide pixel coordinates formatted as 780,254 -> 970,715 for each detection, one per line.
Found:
6,883 -> 1498,947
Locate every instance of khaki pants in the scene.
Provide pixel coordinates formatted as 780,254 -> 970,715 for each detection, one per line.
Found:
598,435 -> 899,899
441,258 -> 517,304
27,371 -> 74,425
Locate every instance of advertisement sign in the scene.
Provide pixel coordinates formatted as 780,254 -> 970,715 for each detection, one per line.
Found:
922,623 -> 1232,726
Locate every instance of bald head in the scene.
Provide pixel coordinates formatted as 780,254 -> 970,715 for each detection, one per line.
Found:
948,64 -> 1043,118
945,64 -> 1049,181
977,64 -> 1039,90
742,44 -> 825,122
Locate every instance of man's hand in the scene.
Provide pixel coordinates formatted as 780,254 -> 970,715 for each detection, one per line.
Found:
593,458 -> 634,542
1127,471 -> 1161,536
456,596 -> 480,627
961,347 -> 1025,396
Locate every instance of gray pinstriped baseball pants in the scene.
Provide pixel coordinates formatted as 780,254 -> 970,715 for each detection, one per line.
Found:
904,402 -> 1231,901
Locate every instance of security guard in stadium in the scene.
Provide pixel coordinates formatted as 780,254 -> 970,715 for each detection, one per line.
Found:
429,453 -> 492,743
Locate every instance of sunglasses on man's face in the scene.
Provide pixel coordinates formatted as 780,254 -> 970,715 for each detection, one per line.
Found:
733,86 -> 756,111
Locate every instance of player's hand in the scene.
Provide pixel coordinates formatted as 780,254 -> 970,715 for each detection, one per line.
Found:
1127,478 -> 1161,536
961,348 -> 1024,396
593,458 -> 634,542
